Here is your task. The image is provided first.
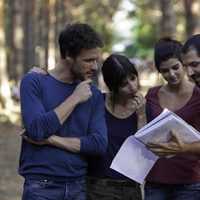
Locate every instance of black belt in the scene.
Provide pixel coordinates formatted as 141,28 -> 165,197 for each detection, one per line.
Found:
86,176 -> 137,188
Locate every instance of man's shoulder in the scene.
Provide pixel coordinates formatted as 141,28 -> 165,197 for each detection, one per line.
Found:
22,72 -> 45,79
21,72 -> 47,84
91,85 -> 102,94
90,85 -> 104,102
20,73 -> 49,93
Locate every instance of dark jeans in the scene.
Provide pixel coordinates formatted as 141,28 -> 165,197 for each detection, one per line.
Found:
144,181 -> 200,200
22,178 -> 86,200
86,176 -> 142,200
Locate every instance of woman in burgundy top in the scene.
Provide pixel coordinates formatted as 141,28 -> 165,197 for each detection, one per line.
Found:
145,38 -> 200,200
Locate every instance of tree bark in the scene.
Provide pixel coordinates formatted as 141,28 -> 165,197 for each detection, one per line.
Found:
0,0 -> 12,110
160,0 -> 175,37
184,0 -> 199,37
23,0 -> 36,73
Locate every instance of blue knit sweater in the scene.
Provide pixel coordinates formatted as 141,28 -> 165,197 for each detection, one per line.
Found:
19,72 -> 107,181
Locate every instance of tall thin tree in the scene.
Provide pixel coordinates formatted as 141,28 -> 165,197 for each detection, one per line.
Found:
160,0 -> 175,37
184,0 -> 199,37
0,0 -> 12,112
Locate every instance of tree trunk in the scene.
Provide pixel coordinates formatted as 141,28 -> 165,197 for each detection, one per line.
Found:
23,0 -> 36,73
160,0 -> 175,37
0,0 -> 12,111
13,0 -> 23,82
55,0 -> 68,61
44,0 -> 50,68
48,0 -> 56,70
184,0 -> 199,37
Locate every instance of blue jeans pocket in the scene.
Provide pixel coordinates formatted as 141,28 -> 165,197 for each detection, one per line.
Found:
74,179 -> 86,191
24,179 -> 53,189
22,178 -> 86,200
66,179 -> 86,200
22,179 -> 56,200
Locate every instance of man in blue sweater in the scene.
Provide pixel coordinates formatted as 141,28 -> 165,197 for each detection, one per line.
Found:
19,23 -> 108,200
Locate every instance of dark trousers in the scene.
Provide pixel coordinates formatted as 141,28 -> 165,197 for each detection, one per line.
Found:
86,176 -> 142,200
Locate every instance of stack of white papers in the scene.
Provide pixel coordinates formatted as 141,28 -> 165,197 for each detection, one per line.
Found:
135,108 -> 200,144
110,108 -> 200,184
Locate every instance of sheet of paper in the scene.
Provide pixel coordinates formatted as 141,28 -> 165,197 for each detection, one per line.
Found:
135,109 -> 200,144
136,108 -> 171,134
110,136 -> 158,184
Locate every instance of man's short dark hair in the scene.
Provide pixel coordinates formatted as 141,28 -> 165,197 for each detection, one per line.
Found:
182,34 -> 200,57
58,23 -> 104,59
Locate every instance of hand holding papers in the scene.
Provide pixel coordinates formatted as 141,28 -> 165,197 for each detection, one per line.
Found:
147,130 -> 184,157
110,109 -> 200,184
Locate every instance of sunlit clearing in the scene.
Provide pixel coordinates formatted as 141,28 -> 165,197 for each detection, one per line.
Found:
112,43 -> 125,52
48,57 -> 55,70
140,72 -> 159,87
1,82 -> 10,99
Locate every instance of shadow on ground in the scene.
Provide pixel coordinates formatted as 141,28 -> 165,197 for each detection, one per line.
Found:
0,122 -> 23,200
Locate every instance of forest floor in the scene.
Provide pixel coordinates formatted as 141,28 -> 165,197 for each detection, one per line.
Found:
0,121 -> 23,200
